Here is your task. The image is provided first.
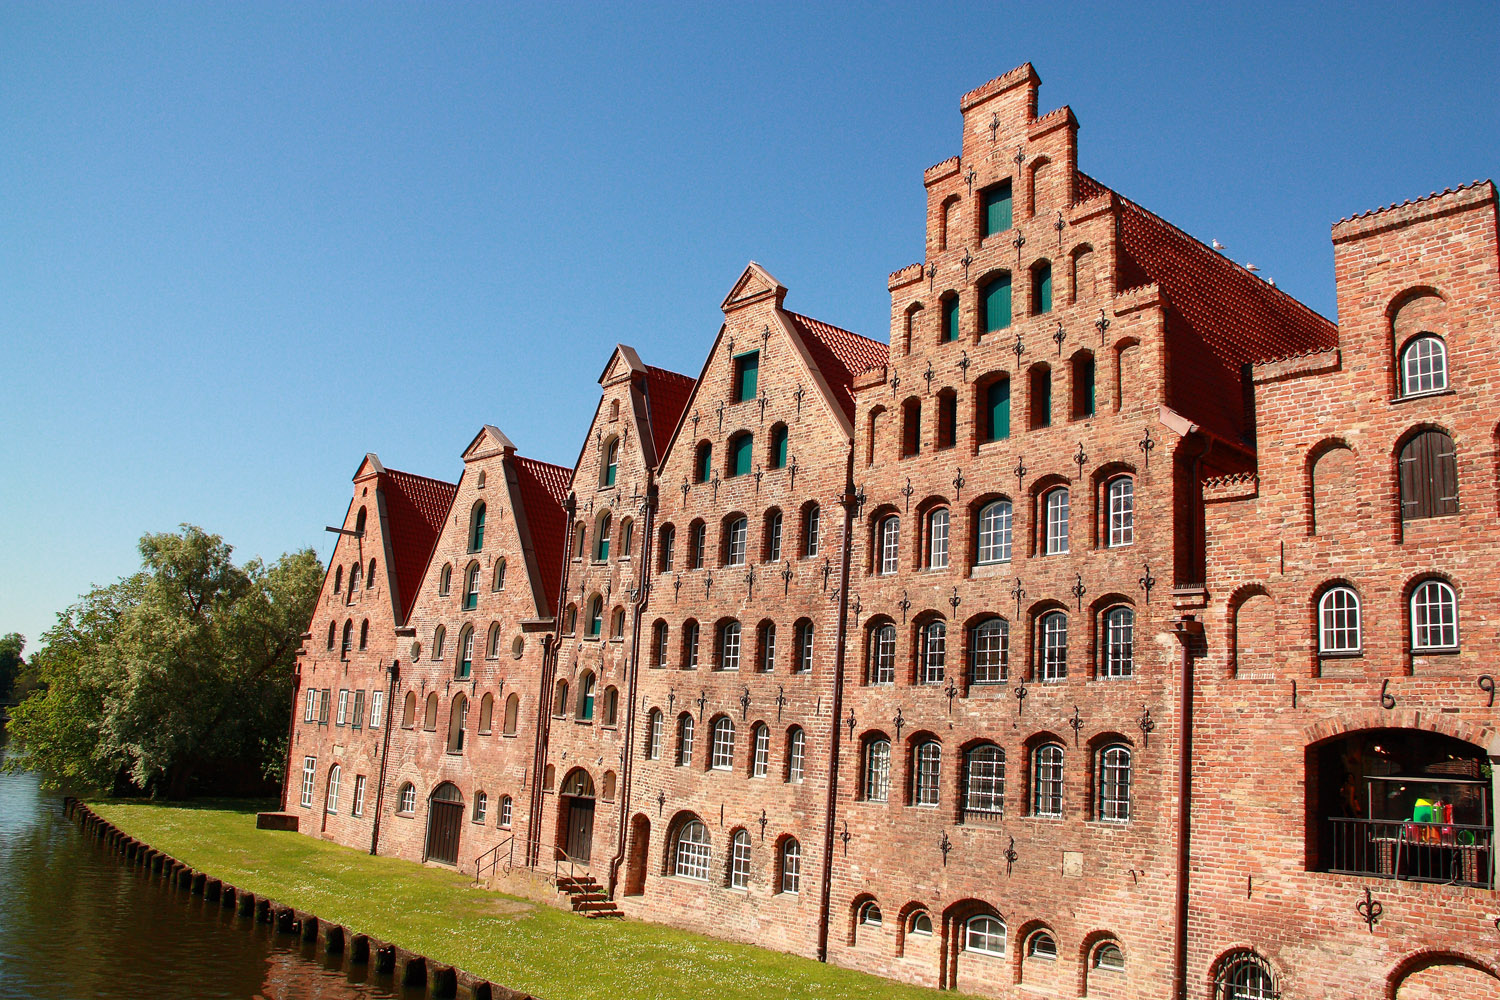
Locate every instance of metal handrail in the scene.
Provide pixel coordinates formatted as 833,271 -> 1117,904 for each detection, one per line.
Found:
1324,816 -> 1493,888
473,835 -> 514,885
551,844 -> 579,885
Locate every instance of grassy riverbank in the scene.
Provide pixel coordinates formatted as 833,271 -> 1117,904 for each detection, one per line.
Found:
91,800 -> 963,1000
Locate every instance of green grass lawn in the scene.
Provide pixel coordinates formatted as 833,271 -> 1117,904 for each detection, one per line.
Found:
91,800 -> 964,1000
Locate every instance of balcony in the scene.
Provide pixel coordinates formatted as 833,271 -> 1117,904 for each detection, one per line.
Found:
1325,816 -> 1492,889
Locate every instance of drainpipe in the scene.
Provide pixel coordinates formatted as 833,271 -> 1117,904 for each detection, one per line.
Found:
816,455 -> 858,963
608,484 -> 657,896
279,658 -> 304,812
1170,615 -> 1201,1000
369,660 -> 400,855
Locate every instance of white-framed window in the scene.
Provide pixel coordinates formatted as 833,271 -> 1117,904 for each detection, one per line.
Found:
795,621 -> 813,673
1098,744 -> 1131,823
646,709 -> 663,760
678,715 -> 695,765
758,622 -> 776,672
752,724 -> 770,777
730,830 -> 752,889
804,506 -> 820,558
1094,942 -> 1125,972
691,522 -> 707,569
1107,476 -> 1134,547
859,901 -> 882,927
976,500 -> 1012,564
674,819 -> 711,880
870,623 -> 896,685
1033,744 -> 1064,817
969,617 -> 1008,684
326,764 -> 341,814
787,727 -> 806,782
500,795 -> 513,828
1044,487 -> 1069,554
913,741 -> 941,806
1027,930 -> 1058,960
1102,607 -> 1134,677
963,744 -> 1005,820
921,620 -> 946,684
1400,334 -> 1448,397
352,774 -> 366,817
927,508 -> 950,569
878,516 -> 900,574
711,717 -> 735,770
726,516 -> 748,566
684,620 -> 700,669
1411,578 -> 1458,650
398,783 -> 416,814
718,621 -> 741,671
473,791 -> 488,823
965,915 -> 1006,956
1214,949 -> 1277,1000
1318,586 -> 1361,654
369,689 -> 383,728
779,838 -> 801,893
864,738 -> 891,802
304,689 -> 317,723
766,511 -> 783,562
1040,611 -> 1068,682
300,757 -> 316,808
908,911 -> 933,937
336,689 -> 349,726
433,625 -> 446,660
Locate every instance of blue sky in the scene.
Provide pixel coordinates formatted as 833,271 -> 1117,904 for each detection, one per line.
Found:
3,2 -> 1495,649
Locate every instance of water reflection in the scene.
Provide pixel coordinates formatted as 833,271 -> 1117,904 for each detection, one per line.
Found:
0,727 -> 425,1000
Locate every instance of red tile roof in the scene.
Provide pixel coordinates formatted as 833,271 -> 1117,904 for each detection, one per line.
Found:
785,312 -> 890,421
379,468 -> 457,623
512,455 -> 572,615
643,365 -> 696,464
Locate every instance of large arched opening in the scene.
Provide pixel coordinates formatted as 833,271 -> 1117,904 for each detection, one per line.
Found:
424,782 -> 464,865
557,767 -> 597,864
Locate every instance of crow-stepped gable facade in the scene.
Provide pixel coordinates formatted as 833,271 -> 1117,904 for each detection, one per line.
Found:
280,64 -> 1500,1000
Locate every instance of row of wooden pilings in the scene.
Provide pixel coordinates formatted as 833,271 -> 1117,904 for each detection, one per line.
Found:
63,798 -> 537,1000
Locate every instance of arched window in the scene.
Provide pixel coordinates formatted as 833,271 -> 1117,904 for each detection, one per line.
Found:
473,791 -> 488,823
439,563 -> 452,596
358,619 -> 369,650
1411,578 -> 1458,650
620,518 -> 634,557
802,504 -> 821,558
573,524 -> 587,559
1400,334 -> 1448,396
577,672 -> 595,721
677,714 -> 695,765
941,292 -> 960,342
1032,743 -> 1064,817
552,680 -> 569,718
1039,611 -> 1068,681
878,515 -> 901,574
768,423 -> 789,470
1098,744 -> 1132,822
965,915 -> 1005,956
659,525 -> 676,571
608,399 -> 619,421
936,389 -> 957,449
1213,949 -> 1277,1000
778,837 -> 801,893
1093,942 -> 1125,972
963,744 -> 1005,820
486,621 -> 501,659
477,692 -> 494,734
432,625 -> 446,660
859,901 -> 883,927
920,620 -> 946,684
446,693 -> 468,753
470,502 -> 486,552
354,508 -> 367,534
645,709 -> 662,759
1399,429 -> 1459,520
401,691 -> 417,728
326,764 -> 341,814
794,620 -> 814,673
901,397 -> 921,456
1070,351 -> 1095,418
563,604 -> 577,634
457,625 -> 474,679
757,620 -> 777,673
1027,930 -> 1057,960
869,623 -> 896,685
725,515 -> 748,566
689,521 -> 707,569
682,619 -> 700,669
787,727 -> 806,782
694,442 -> 712,483
969,617 -> 1009,684
863,738 -> 891,801
340,620 -> 353,658
611,606 -> 626,638
926,508 -> 949,569
367,558 -> 376,587
349,563 -> 361,595
1029,363 -> 1052,428
326,621 -> 336,650
602,437 -> 619,487
909,911 -> 933,937
1106,476 -> 1134,547
595,512 -> 612,561
980,376 -> 1011,442
730,830 -> 752,889
651,620 -> 668,667
763,509 -> 783,561
912,741 -> 941,806
397,782 -> 416,814
979,272 -> 1012,332
717,620 -> 741,671
464,563 -> 481,610
728,431 -> 753,477
1318,586 -> 1361,654
502,693 -> 519,735
1102,607 -> 1134,678
710,717 -> 735,770
586,595 -> 603,637
1043,487 -> 1069,554
492,558 -> 506,591
334,566 -> 343,595
674,819 -> 711,880
1032,260 -> 1053,314
751,723 -> 770,777
976,500 -> 1013,564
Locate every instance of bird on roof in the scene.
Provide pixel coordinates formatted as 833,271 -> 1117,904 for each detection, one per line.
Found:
1267,277 -> 1276,287
1243,262 -> 1260,272
1211,239 -> 1226,251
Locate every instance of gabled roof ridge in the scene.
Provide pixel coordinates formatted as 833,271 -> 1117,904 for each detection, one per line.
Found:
644,363 -> 695,387
783,310 -> 890,424
784,310 -> 887,360
382,466 -> 456,492
1337,179 -> 1492,224
377,466 -> 458,623
512,454 -> 573,505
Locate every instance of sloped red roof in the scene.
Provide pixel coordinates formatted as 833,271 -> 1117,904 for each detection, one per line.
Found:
379,468 -> 457,623
512,455 -> 571,615
643,364 -> 695,463
785,312 -> 889,421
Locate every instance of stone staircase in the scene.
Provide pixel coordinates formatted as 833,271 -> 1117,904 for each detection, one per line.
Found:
555,874 -> 623,919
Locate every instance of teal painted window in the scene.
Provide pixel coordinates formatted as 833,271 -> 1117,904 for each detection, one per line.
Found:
981,273 -> 1012,332
1035,261 -> 1053,314
695,443 -> 712,483
595,513 -> 611,561
1073,355 -> 1096,418
603,439 -> 618,487
985,379 -> 1010,441
579,674 -> 595,721
730,433 -> 753,477
942,295 -> 960,342
769,424 -> 788,469
587,597 -> 603,637
734,351 -> 760,403
982,180 -> 1013,237
470,503 -> 486,552
463,565 -> 480,610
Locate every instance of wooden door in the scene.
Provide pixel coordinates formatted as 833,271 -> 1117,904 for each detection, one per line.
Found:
426,799 -> 463,865
565,799 -> 595,863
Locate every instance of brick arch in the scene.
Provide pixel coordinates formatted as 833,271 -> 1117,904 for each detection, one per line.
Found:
1227,583 -> 1274,679
1305,436 -> 1356,536
1301,711 -> 1498,757
1388,949 -> 1500,1000
1111,336 -> 1141,413
1014,917 -> 1059,985
896,899 -> 934,957
847,891 -> 882,946
1078,928 -> 1125,997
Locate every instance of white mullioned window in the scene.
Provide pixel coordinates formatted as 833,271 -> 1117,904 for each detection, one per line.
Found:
788,727 -> 806,782
913,741 -> 941,806
758,622 -> 776,672
1107,476 -> 1134,547
1098,745 -> 1132,823
500,796 -> 513,828
864,738 -> 891,802
767,511 -> 783,562
969,617 -> 1008,684
1103,607 -> 1134,678
675,820 -> 711,880
965,915 -> 1006,956
678,715 -> 695,765
300,757 -> 316,808
711,717 -> 735,770
1044,488 -> 1070,554
684,620 -> 700,669
796,621 -> 813,673
1318,586 -> 1361,653
752,724 -> 769,777
805,506 -> 820,557
1401,334 -> 1448,396
337,689 -> 349,726
870,623 -> 896,685
927,508 -> 950,569
779,838 -> 801,893
1033,744 -> 1064,817
352,774 -> 366,817
474,791 -> 488,823
921,620 -> 946,684
730,830 -> 752,889
878,516 -> 900,574
719,621 -> 741,671
304,689 -> 317,723
369,689 -> 383,728
326,764 -> 341,813
727,516 -> 748,566
1040,612 -> 1068,682
977,500 -> 1012,564
1411,579 -> 1458,650
399,783 -> 416,814
963,744 -> 1005,820
647,709 -> 663,760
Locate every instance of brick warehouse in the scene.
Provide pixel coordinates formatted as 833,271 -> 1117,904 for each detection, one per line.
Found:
278,65 -> 1499,1000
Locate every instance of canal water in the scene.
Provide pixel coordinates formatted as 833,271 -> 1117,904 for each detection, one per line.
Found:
0,727 -> 425,1000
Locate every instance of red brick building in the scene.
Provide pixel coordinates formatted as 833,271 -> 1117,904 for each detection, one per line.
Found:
280,64 -> 1498,1000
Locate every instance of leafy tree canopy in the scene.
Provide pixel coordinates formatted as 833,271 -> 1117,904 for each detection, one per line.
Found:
2,525 -> 321,796
0,633 -> 23,702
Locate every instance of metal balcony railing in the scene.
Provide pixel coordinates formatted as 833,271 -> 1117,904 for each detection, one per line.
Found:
1324,816 -> 1493,889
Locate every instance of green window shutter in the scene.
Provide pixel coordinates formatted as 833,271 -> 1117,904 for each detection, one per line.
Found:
604,441 -> 617,486
696,446 -> 711,483
983,181 -> 1013,237
987,380 -> 1010,441
771,426 -> 788,469
1038,263 -> 1052,313
983,273 -> 1012,332
732,435 -> 753,477
943,297 -> 960,342
735,351 -> 759,403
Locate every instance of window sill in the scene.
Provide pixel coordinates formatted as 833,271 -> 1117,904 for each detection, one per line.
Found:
574,719 -> 594,727
1390,388 -> 1456,404
1411,646 -> 1460,656
1318,650 -> 1364,660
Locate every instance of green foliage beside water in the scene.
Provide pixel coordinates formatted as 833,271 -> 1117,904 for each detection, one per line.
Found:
3,526 -> 321,796
92,800 -> 967,1000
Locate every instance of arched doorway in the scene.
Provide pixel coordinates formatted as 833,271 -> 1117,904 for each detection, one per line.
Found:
624,813 -> 650,895
1394,955 -> 1500,999
425,782 -> 463,865
558,768 -> 596,863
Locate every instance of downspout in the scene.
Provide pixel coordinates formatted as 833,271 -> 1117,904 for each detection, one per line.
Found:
369,660 -> 399,855
816,453 -> 857,963
607,483 -> 656,896
531,494 -> 577,868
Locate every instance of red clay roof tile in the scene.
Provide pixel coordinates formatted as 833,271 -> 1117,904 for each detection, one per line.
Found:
512,455 -> 571,614
643,365 -> 696,464
379,468 -> 457,623
785,312 -> 889,421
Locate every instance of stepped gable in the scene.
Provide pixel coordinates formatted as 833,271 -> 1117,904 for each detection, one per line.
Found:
643,364 -> 695,463
784,311 -> 889,421
379,468 -> 456,622
511,455 -> 571,613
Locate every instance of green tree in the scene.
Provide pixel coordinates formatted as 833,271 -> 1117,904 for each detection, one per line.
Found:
3,526 -> 321,796
0,633 -> 23,702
